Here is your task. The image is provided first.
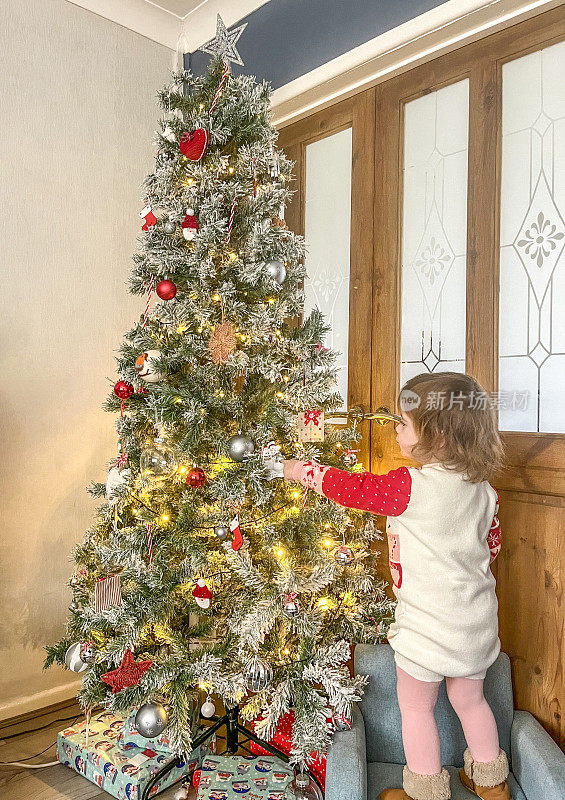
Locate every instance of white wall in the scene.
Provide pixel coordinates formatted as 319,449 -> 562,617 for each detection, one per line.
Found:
0,0 -> 173,720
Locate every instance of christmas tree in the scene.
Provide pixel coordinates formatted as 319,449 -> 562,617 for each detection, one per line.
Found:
46,19 -> 394,770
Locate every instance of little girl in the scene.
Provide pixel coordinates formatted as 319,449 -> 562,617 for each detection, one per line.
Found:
281,372 -> 511,800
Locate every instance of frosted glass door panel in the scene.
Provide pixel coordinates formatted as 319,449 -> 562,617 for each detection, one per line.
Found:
304,128 -> 352,409
499,41 -> 565,433
400,80 -> 469,387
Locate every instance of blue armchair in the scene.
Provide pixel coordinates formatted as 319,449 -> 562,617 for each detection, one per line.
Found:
325,644 -> 565,800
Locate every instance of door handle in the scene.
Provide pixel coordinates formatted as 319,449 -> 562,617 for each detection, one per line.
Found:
326,405 -> 401,425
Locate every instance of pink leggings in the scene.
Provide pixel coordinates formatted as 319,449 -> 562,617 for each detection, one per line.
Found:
396,665 -> 500,775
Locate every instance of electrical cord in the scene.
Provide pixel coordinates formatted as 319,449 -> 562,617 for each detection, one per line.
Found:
0,713 -> 79,742
0,715 -> 80,769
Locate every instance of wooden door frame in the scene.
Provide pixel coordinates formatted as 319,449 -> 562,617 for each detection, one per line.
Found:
277,90 -> 377,467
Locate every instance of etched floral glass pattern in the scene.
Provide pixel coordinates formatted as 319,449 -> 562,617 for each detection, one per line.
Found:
304,128 -> 352,408
499,41 -> 565,432
400,80 -> 469,387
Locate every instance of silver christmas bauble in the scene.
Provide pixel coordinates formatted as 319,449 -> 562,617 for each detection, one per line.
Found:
214,525 -> 229,541
265,260 -> 286,285
64,642 -> 89,673
134,701 -> 168,738
244,655 -> 273,692
201,696 -> 216,718
227,434 -> 255,462
342,451 -> 358,467
282,597 -> 301,618
164,221 -> 176,234
334,545 -> 355,564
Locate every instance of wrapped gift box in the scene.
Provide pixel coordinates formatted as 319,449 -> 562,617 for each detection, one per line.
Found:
117,697 -> 198,754
195,753 -> 294,799
57,710 -> 214,799
296,410 -> 325,442
249,711 -> 327,789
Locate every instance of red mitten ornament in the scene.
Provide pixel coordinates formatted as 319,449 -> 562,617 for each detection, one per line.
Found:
101,649 -> 153,693
179,128 -> 208,161
140,206 -> 157,231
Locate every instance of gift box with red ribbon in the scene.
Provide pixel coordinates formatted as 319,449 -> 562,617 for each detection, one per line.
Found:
297,410 -> 325,442
249,711 -> 327,789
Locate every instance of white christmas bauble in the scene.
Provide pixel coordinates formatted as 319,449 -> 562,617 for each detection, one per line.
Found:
105,466 -> 131,506
201,697 -> 216,718
64,642 -> 89,673
135,350 -> 164,383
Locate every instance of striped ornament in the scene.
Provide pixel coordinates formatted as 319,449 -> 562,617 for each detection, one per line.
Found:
94,575 -> 123,613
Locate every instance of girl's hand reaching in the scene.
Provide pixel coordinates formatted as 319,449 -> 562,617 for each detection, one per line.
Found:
282,459 -> 301,480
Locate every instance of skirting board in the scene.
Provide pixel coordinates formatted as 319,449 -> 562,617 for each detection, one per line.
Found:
0,680 -> 82,725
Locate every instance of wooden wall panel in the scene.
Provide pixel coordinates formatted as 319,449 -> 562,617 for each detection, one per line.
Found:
495,492 -> 564,746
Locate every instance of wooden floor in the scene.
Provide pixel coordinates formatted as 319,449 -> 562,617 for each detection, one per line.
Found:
0,704 -> 197,800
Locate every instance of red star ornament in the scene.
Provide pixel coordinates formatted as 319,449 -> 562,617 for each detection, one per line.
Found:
101,649 -> 153,693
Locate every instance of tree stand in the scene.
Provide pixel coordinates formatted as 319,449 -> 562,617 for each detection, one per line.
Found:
141,704 -> 324,800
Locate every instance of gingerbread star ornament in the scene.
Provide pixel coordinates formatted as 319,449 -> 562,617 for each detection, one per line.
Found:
101,649 -> 153,693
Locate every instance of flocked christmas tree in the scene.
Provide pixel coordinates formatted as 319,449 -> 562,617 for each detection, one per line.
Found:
46,17 -> 394,770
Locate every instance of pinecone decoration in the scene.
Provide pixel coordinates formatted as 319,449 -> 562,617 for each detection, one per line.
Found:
209,321 -> 237,364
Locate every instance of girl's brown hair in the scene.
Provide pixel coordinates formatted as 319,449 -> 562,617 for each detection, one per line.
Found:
397,372 -> 506,483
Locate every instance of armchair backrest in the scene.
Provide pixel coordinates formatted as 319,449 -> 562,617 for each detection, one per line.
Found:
354,644 -> 514,767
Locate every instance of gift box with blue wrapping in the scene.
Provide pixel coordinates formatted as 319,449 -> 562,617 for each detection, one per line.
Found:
195,753 -> 295,799
57,710 -> 215,799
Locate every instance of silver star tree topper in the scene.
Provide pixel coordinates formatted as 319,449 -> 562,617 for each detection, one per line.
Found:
199,14 -> 247,67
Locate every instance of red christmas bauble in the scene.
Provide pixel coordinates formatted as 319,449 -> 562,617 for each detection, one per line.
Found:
186,467 -> 206,488
156,280 -> 177,301
114,380 -> 134,399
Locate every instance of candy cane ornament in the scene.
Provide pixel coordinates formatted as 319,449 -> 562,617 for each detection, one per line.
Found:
209,61 -> 230,116
226,197 -> 237,244
142,276 -> 155,329
146,523 -> 154,566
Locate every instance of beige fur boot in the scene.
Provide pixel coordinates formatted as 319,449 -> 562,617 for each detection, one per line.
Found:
379,765 -> 451,800
459,747 -> 512,799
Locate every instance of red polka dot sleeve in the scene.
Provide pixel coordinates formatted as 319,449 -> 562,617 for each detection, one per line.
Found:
487,486 -> 501,563
320,466 -> 412,516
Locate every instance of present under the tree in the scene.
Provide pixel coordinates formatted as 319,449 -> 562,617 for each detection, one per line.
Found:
57,710 -> 214,799
117,697 -> 199,754
249,711 -> 327,789
194,753 -> 294,799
